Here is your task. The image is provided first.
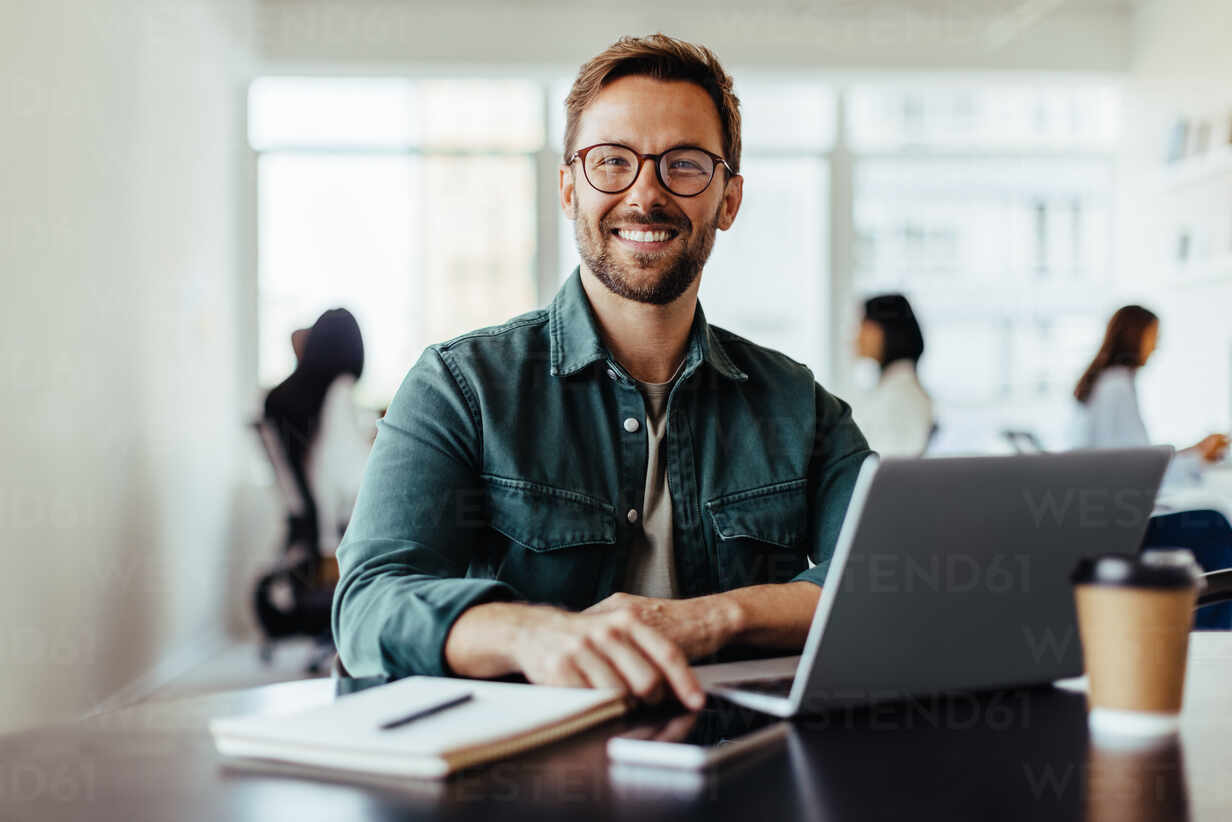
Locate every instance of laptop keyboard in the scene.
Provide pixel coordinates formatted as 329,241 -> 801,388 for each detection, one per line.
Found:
715,676 -> 795,697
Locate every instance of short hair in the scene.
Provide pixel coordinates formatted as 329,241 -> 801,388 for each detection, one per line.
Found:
563,34 -> 742,175
863,294 -> 925,368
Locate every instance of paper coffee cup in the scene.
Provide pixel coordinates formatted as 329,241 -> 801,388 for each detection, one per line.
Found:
1071,552 -> 1202,735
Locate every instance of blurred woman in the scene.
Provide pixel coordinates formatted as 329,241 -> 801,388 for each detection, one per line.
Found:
852,294 -> 934,457
1071,305 -> 1226,483
264,308 -> 375,555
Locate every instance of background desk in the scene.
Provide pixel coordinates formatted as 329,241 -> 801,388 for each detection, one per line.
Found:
1156,463 -> 1232,523
3,633 -> 1231,822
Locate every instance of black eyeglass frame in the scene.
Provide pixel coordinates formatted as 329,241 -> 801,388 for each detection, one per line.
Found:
566,143 -> 735,198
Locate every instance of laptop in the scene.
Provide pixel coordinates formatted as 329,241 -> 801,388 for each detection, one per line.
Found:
693,447 -> 1173,716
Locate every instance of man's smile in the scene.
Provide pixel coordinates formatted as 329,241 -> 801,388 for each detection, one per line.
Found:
609,225 -> 682,251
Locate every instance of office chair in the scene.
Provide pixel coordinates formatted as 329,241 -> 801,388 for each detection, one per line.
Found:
250,419 -> 338,673
1141,508 -> 1232,629
1198,568 -> 1232,609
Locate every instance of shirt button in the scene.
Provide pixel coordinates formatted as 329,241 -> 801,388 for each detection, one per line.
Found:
623,417 -> 640,433
626,508 -> 639,524
606,368 -> 617,380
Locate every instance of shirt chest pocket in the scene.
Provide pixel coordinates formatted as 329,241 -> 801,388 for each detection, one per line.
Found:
482,475 -> 616,608
705,478 -> 810,590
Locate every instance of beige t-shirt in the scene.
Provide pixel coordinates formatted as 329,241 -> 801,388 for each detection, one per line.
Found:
623,363 -> 683,598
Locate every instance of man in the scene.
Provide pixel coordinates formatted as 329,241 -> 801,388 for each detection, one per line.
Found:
333,34 -> 870,710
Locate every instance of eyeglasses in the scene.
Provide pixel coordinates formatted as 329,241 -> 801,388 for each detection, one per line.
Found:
567,143 -> 733,198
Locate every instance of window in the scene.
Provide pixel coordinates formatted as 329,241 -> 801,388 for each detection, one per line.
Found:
250,77 -> 541,407
700,80 -> 833,380
250,74 -> 1122,454
258,153 -> 418,408
848,81 -> 1122,450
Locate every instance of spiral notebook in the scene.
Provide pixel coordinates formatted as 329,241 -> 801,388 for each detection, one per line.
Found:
210,677 -> 628,779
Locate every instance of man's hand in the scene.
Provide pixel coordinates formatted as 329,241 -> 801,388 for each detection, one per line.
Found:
508,605 -> 706,710
582,592 -> 742,660
444,583 -> 818,708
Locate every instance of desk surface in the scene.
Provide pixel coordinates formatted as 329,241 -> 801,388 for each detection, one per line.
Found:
4,633 -> 1232,822
1156,464 -> 1232,521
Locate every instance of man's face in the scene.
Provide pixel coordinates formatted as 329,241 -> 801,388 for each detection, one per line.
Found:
560,75 -> 743,306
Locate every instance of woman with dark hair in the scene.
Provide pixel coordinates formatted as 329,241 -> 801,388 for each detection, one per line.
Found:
852,294 -> 934,456
264,308 -> 374,554
1070,305 -> 1226,482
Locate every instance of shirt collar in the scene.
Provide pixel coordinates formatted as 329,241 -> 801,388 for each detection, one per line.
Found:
880,359 -> 918,383
548,266 -> 748,382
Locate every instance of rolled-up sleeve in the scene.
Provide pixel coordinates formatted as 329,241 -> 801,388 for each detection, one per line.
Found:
793,382 -> 873,588
332,347 -> 521,678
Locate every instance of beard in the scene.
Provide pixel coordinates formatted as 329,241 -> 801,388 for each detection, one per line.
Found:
574,201 -> 721,306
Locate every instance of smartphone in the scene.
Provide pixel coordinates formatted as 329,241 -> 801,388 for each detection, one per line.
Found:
607,702 -> 789,770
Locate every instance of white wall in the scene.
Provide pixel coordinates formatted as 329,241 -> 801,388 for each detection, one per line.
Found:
0,0 -> 260,732
1120,0 -> 1232,446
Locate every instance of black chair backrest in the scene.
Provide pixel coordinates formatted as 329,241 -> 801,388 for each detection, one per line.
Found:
1198,569 -> 1232,609
251,419 -> 308,517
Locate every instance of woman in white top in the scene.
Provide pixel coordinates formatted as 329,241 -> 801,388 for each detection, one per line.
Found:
851,294 -> 935,457
1071,304 -> 1226,484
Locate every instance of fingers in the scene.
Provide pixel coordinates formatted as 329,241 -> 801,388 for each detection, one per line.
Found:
624,619 -> 706,710
540,656 -> 589,689
516,609 -> 704,710
590,626 -> 663,700
569,640 -> 632,692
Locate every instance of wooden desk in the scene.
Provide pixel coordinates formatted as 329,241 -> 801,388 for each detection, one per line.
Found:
3,633 -> 1231,821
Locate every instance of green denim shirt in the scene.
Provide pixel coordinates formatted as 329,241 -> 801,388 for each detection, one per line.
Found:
332,269 -> 871,678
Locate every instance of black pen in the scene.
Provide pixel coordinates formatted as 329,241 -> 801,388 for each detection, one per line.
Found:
378,692 -> 475,731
